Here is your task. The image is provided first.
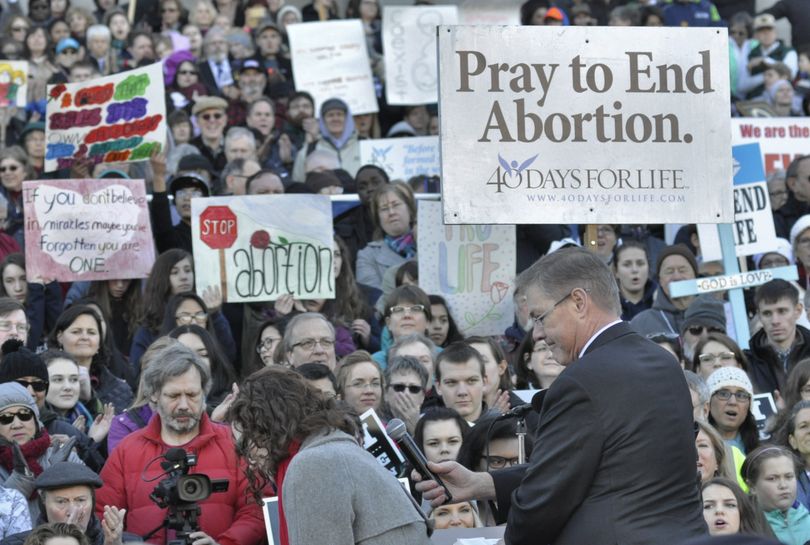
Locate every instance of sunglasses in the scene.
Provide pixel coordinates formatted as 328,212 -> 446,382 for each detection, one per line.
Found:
0,165 -> 19,173
0,409 -> 34,425
687,326 -> 724,336
200,113 -> 224,121
16,379 -> 48,393
389,383 -> 422,394
178,70 -> 198,76
60,48 -> 78,55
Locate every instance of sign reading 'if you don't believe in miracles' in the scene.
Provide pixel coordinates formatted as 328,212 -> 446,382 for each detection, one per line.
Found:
438,26 -> 733,225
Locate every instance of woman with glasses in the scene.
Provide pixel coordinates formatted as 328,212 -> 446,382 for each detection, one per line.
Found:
0,148 -> 33,250
373,285 -> 431,369
167,59 -> 208,115
159,0 -> 185,31
4,16 -> 31,46
243,318 -> 286,378
337,351 -> 384,415
157,292 -> 236,364
707,367 -> 760,455
0,381 -> 82,522
693,333 -> 750,382
514,333 -> 563,390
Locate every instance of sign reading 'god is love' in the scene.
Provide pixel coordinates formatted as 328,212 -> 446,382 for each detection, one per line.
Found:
191,195 -> 335,303
22,179 -> 155,281
44,63 -> 167,173
438,26 -> 732,225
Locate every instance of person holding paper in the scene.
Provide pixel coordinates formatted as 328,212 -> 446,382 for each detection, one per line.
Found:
416,248 -> 706,545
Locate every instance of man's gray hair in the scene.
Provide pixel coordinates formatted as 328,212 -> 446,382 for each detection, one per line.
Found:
142,342 -> 212,398
225,127 -> 256,149
388,333 -> 438,360
86,24 -> 111,41
683,370 -> 709,407
282,312 -> 335,354
516,247 -> 621,315
386,355 -> 429,390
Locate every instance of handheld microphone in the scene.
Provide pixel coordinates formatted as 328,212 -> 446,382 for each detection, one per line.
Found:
386,418 -> 453,503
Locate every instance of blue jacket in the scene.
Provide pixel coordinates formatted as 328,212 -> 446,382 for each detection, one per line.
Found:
765,504 -> 810,545
662,0 -> 722,27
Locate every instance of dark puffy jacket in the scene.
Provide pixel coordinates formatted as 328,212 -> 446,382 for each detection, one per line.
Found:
745,325 -> 810,395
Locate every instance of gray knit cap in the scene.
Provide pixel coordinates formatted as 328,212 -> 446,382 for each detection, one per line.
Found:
0,381 -> 41,429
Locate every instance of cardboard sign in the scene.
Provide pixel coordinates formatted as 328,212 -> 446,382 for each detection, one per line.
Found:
288,20 -> 378,115
0,61 -> 28,107
438,26 -> 732,224
191,195 -> 335,303
458,0 -> 522,25
359,136 -> 440,181
698,143 -> 777,259
383,6 -> 458,105
418,200 -> 515,336
731,118 -> 810,174
44,63 -> 167,173
360,408 -> 405,476
22,179 -> 155,281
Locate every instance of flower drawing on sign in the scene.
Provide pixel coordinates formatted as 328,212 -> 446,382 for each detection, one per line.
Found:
490,281 -> 509,304
250,230 -> 271,249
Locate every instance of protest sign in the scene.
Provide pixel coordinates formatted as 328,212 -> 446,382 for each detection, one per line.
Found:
360,408 -> 405,476
731,118 -> 810,174
698,143 -> 777,260
288,20 -> 378,115
383,6 -> 458,105
458,0 -> 522,25
0,61 -> 28,107
418,200 -> 515,336
359,136 -> 440,180
22,179 -> 155,281
191,195 -> 334,303
438,26 -> 732,224
752,393 -> 777,439
44,63 -> 166,173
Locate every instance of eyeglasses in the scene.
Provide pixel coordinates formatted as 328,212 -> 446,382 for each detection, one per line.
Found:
0,409 -> 34,425
481,455 -> 520,469
256,337 -> 282,353
760,257 -> 789,268
162,7 -> 178,12
532,291 -> 580,328
0,321 -> 28,333
0,165 -> 19,173
389,383 -> 422,394
378,201 -> 403,214
175,311 -> 207,324
348,379 -> 381,390
713,389 -> 751,403
291,338 -> 335,351
390,304 -> 425,316
687,326 -> 725,336
176,188 -> 203,199
200,112 -> 224,121
178,70 -> 198,76
698,352 -> 736,364
15,379 -> 48,393
769,189 -> 787,198
11,26 -> 28,32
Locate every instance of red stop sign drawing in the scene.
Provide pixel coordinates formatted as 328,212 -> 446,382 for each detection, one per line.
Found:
200,206 -> 237,249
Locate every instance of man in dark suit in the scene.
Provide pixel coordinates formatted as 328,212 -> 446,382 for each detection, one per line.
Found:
417,248 -> 706,545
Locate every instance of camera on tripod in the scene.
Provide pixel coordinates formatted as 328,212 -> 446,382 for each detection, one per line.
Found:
145,448 -> 229,545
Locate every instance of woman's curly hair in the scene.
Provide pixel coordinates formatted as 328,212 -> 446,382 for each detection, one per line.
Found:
228,366 -> 357,502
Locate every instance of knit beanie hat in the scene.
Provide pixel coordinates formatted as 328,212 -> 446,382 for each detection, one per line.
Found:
0,339 -> 49,386
706,367 -> 753,397
305,171 -> 342,194
753,238 -> 793,269
790,215 -> 810,248
0,382 -> 41,429
320,97 -> 348,118
656,244 -> 698,279
680,297 -> 726,334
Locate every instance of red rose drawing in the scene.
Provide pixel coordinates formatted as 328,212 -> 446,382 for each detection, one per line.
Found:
490,281 -> 509,304
250,230 -> 271,249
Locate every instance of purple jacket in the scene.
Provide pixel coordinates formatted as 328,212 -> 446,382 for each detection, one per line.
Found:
107,405 -> 153,455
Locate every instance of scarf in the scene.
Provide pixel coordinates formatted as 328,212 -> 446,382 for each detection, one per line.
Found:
0,429 -> 51,480
385,231 -> 416,259
277,439 -> 301,545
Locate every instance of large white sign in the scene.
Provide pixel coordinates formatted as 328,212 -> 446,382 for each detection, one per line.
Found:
458,0 -> 522,25
359,136 -> 439,181
438,26 -> 732,224
731,118 -> 810,174
288,20 -> 378,115
383,6 -> 458,105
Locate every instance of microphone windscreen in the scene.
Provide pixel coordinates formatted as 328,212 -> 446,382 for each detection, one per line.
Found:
386,418 -> 407,440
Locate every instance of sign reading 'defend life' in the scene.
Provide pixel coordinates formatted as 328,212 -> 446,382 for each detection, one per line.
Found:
359,136 -> 440,180
22,179 -> 155,281
438,26 -> 733,225
191,195 -> 334,303
383,6 -> 458,105
732,118 -> 810,174
418,201 -> 515,336
44,63 -> 166,173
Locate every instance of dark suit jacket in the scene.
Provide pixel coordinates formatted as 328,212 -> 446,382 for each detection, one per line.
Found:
493,322 -> 706,545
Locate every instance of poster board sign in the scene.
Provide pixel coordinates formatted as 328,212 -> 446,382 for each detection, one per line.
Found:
288,20 -> 378,115
383,6 -> 458,105
731,118 -> 810,174
360,408 -> 405,476
438,26 -> 732,224
359,136 -> 440,180
418,200 -> 515,336
458,0 -> 521,25
752,392 -> 777,440
698,143 -> 776,260
191,195 -> 334,303
22,179 -> 155,281
0,61 -> 28,107
44,63 -> 166,172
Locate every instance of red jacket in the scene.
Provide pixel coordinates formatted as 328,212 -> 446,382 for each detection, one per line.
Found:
96,413 -> 265,545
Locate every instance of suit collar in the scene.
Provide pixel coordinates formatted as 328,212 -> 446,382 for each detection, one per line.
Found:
581,321 -> 631,357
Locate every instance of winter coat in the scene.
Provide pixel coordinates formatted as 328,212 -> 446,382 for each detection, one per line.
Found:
0,487 -> 29,540
357,241 -> 411,292
745,325 -> 810,395
107,405 -> 153,455
619,280 -> 657,322
93,366 -> 133,415
96,413 -> 264,545
629,285 -> 687,337
765,505 -> 810,545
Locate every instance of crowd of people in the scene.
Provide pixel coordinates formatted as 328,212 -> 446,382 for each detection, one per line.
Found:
0,0 -> 803,544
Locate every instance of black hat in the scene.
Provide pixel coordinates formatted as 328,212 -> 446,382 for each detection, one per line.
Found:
170,172 -> 211,198
35,462 -> 103,490
178,154 -> 214,175
320,97 -> 348,118
0,339 -> 49,385
656,244 -> 699,280
680,296 -> 726,334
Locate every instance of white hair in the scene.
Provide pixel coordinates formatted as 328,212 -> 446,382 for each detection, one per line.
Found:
86,24 -> 112,41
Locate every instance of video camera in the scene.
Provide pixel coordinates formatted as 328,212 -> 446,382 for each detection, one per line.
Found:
146,448 -> 229,545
